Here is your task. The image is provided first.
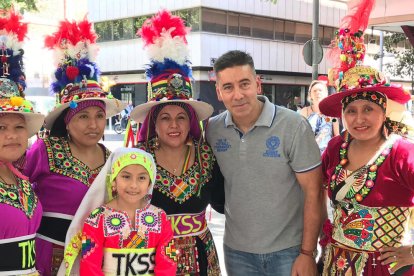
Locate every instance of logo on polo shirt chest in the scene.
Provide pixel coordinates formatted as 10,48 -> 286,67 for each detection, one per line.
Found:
263,136 -> 280,158
214,138 -> 231,152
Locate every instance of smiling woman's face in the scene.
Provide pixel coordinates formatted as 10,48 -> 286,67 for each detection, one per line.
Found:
0,114 -> 28,162
66,106 -> 106,147
155,104 -> 190,149
343,99 -> 385,142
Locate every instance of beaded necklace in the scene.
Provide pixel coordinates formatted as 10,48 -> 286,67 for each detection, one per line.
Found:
329,132 -> 394,203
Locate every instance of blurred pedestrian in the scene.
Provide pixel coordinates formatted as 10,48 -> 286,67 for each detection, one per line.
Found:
300,80 -> 340,153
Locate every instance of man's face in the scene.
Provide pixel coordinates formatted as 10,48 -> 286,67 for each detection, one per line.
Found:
215,65 -> 262,122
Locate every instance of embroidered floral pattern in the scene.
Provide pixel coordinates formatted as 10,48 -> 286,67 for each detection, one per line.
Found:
44,137 -> 110,187
0,178 -> 38,218
329,132 -> 394,202
137,139 -> 215,203
85,205 -> 162,249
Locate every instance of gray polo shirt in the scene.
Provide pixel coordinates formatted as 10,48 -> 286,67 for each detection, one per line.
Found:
206,95 -> 321,254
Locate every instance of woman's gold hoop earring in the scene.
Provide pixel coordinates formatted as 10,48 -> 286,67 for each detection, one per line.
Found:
153,135 -> 160,150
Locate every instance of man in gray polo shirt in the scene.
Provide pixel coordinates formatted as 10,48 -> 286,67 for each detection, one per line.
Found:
207,50 -> 323,276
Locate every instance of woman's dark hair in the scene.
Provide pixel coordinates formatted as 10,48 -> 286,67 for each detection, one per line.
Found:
49,108 -> 69,137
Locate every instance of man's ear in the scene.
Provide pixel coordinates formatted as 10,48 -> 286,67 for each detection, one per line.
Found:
256,75 -> 262,95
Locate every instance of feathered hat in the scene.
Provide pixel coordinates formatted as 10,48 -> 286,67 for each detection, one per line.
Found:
319,0 -> 411,118
44,18 -> 125,129
130,10 -> 213,123
0,10 -> 44,137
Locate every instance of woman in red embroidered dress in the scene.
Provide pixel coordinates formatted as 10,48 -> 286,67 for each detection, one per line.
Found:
319,65 -> 414,275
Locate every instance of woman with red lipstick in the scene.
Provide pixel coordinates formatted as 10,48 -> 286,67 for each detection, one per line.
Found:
0,10 -> 45,275
319,64 -> 414,275
22,19 -> 125,275
129,11 -> 225,275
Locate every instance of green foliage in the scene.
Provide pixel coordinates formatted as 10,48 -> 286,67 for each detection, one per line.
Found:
0,0 -> 38,12
375,32 -> 414,91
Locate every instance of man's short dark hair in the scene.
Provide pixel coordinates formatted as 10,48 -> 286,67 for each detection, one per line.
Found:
213,50 -> 256,75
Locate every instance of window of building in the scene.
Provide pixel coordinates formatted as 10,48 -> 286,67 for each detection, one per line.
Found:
274,19 -> 284,40
134,15 -> 152,36
274,84 -> 303,110
323,26 -> 334,45
294,22 -> 311,43
202,8 -> 226,34
284,21 -> 295,41
174,8 -> 201,31
95,21 -> 112,42
113,18 -> 134,40
318,26 -> 324,43
239,15 -> 252,36
228,12 -> 239,35
252,16 -> 273,39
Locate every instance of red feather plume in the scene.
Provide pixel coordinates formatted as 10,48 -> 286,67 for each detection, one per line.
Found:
138,9 -> 188,46
45,18 -> 96,47
340,0 -> 376,33
78,18 -> 97,43
1,11 -> 27,41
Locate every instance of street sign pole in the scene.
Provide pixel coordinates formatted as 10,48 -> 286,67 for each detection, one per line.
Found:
312,0 -> 319,80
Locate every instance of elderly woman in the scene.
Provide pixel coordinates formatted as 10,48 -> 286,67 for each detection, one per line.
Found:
130,10 -> 225,275
0,11 -> 45,275
319,64 -> 414,275
23,19 -> 125,275
300,80 -> 340,153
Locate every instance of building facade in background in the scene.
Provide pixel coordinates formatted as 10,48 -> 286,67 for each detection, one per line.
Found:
87,0 -> 347,113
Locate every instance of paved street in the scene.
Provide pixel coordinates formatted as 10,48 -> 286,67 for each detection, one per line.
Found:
101,129 -> 227,275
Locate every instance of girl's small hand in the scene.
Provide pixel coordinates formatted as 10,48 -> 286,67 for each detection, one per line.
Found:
378,246 -> 414,274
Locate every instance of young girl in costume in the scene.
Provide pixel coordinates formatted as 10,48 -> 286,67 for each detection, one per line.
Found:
61,148 -> 176,275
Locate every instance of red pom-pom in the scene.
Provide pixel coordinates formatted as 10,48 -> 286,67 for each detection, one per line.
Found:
66,66 -> 79,80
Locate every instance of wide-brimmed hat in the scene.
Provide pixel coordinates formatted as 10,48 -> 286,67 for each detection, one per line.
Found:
44,18 -> 125,129
319,66 -> 411,117
319,5 -> 412,118
0,11 -> 44,137
130,10 -> 213,123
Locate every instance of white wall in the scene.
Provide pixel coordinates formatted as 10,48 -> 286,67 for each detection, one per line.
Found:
91,0 -> 346,75
96,33 -> 331,75
89,0 -> 346,24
